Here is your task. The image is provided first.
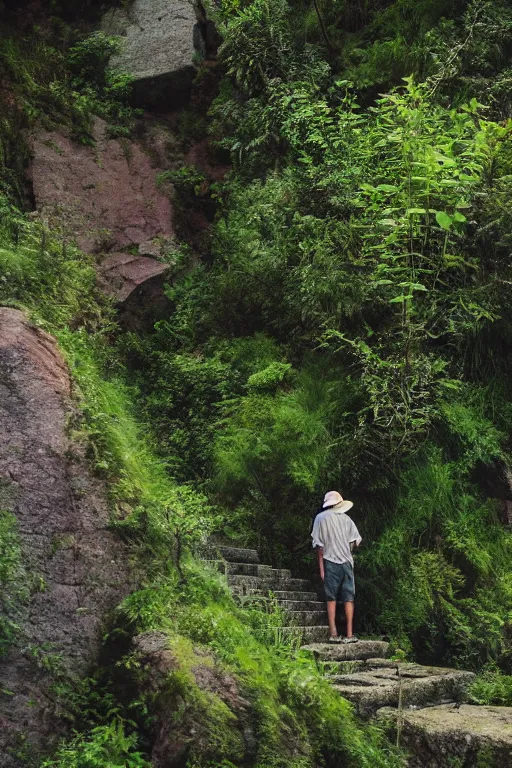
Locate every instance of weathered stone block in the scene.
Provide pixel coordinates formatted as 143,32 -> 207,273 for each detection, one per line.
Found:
332,662 -> 475,716
377,703 -> 512,767
103,0 -> 198,108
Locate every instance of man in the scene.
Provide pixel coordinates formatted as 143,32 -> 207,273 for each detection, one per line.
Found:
311,490 -> 362,644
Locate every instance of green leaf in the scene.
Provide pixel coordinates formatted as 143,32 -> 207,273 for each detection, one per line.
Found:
434,153 -> 456,167
376,184 -> 399,193
398,282 -> 427,291
439,379 -> 462,391
389,294 -> 413,303
436,211 -> 453,230
406,208 -> 426,215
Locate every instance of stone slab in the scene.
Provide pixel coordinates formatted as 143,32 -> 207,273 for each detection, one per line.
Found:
228,575 -> 311,591
301,640 -> 390,662
205,560 -> 291,578
278,600 -> 326,612
285,610 -> 326,627
333,662 -> 475,716
98,252 -> 169,302
269,590 -> 319,601
377,704 -> 512,767
217,546 -> 260,564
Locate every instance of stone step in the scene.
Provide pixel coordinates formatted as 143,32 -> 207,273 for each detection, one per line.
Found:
218,546 -> 260,564
252,590 -> 319,602
278,600 -> 325,612
285,610 -> 326,627
332,661 -> 475,717
206,561 -> 292,579
301,640 -> 390,662
376,704 -> 512,767
228,575 -> 312,592
323,657 -> 396,676
235,595 -> 325,616
283,625 -> 336,644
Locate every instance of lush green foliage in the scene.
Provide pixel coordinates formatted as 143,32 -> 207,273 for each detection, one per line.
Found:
2,0 -> 512,764
58,326 -> 401,766
0,195 -> 107,328
123,0 -> 512,672
0,194 -> 401,765
0,24 -> 135,200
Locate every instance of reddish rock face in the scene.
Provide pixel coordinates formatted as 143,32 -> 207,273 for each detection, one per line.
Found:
31,118 -> 174,303
32,117 -> 174,253
0,309 -> 134,765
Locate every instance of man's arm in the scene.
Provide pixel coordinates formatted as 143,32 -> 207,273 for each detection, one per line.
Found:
349,521 -> 362,552
316,546 -> 325,580
311,518 -> 325,580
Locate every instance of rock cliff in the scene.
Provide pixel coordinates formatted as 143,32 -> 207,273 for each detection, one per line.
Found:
0,309 -> 132,766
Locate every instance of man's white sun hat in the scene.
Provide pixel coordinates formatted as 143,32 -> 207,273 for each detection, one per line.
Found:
322,490 -> 354,514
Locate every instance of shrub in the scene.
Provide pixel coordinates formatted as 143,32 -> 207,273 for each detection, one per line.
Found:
468,668 -> 512,706
40,719 -> 151,768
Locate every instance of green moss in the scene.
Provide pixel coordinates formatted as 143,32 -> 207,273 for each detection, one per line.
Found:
157,647 -> 245,765
0,510 -> 27,656
246,362 -> 293,393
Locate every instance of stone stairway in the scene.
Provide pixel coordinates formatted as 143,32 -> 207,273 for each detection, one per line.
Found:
204,544 -> 512,766
205,545 -> 330,644
205,544 -> 474,711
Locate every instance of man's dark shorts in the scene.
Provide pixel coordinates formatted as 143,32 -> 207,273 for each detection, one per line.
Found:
324,559 -> 355,602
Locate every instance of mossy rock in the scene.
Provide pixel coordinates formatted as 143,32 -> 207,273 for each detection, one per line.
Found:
130,631 -> 254,767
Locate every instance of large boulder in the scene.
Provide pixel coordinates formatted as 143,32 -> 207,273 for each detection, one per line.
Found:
131,631 -> 257,767
0,309 -> 133,765
102,0 -> 200,108
31,117 -> 174,255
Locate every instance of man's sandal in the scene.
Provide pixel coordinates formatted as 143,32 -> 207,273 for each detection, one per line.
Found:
343,636 -> 359,644
328,635 -> 342,644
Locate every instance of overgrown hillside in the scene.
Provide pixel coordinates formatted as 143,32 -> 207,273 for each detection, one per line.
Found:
0,0 -> 511,766
126,0 -> 512,673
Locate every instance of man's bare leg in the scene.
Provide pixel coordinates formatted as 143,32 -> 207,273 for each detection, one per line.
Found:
327,600 -> 337,637
344,600 -> 354,638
